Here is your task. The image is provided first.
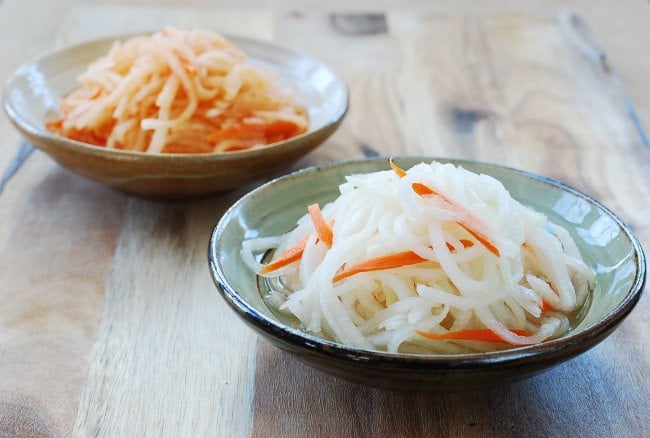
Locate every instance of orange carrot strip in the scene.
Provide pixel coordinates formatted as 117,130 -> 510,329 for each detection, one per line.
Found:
415,328 -> 532,344
207,121 -> 301,145
308,203 -> 333,248
446,239 -> 475,251
411,182 -> 500,257
334,240 -> 475,283
45,119 -> 64,132
259,236 -> 309,274
206,123 -> 266,143
333,251 -> 427,283
389,158 -> 407,178
183,62 -> 197,75
457,223 -> 500,257
412,182 -> 438,196
540,300 -> 550,313
459,239 -> 475,248
540,285 -> 559,312
83,88 -> 101,100
264,120 -> 301,143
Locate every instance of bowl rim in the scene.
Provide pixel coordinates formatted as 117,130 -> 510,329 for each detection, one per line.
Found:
2,31 -> 349,162
208,156 -> 646,367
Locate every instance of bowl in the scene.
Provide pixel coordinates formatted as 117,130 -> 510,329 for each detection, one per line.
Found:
208,157 -> 645,391
3,33 -> 348,199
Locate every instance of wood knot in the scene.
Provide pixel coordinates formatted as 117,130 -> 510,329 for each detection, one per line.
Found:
358,142 -> 380,158
329,13 -> 388,36
448,108 -> 491,134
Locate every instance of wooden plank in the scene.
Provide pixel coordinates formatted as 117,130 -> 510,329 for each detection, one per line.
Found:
252,343 -> 633,437
0,162 -> 127,436
55,4 -> 275,45
0,6 -> 275,437
0,2 -> 648,437
60,8 -> 273,437
273,11 -> 407,162
251,10 -> 650,438
385,11 -> 650,199
0,5 -> 132,427
72,197 -> 258,437
0,0 -> 79,249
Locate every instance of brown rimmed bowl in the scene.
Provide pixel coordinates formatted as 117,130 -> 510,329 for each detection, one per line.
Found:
3,33 -> 348,199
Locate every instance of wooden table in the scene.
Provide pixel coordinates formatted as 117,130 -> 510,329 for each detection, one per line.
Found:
1,1 -> 649,436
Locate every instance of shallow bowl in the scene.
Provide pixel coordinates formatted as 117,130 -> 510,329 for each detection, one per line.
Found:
3,34 -> 348,199
208,157 -> 645,390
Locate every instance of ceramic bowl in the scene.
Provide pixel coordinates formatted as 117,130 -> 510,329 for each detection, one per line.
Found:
208,157 -> 645,391
3,34 -> 348,199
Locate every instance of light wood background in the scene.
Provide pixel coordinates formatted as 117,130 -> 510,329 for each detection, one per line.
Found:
1,1 -> 649,437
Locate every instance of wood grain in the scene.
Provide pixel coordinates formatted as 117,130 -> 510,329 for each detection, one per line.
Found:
275,10 -> 407,164
252,342 -> 640,437
1,6 -> 275,437
0,160 -> 127,436
56,5 -> 274,45
72,196 -> 257,437
258,10 -> 650,437
0,1 -> 648,437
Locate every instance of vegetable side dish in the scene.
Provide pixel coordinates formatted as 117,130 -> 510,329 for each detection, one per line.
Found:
46,27 -> 308,154
242,159 -> 595,354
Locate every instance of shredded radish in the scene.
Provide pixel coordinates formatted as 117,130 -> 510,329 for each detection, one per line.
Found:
242,160 -> 595,353
46,27 -> 308,154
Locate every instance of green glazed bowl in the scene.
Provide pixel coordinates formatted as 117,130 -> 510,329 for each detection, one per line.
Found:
208,157 -> 645,390
3,34 -> 348,199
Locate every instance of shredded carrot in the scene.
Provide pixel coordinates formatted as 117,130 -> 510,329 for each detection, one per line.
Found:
263,120 -> 301,143
415,328 -> 532,344
412,182 -> 438,196
540,300 -> 551,313
172,48 -> 198,76
259,236 -> 308,274
411,182 -> 500,257
206,123 -> 266,143
45,119 -> 63,131
389,158 -> 407,178
183,61 -> 197,75
447,239 -> 475,251
206,120 -> 300,145
540,285 -> 559,312
457,223 -> 500,257
333,240 -> 475,283
89,88 -> 102,99
333,251 -> 427,283
308,203 -> 333,248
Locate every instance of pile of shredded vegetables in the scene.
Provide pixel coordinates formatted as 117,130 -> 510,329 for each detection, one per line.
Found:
242,160 -> 595,354
46,27 -> 308,154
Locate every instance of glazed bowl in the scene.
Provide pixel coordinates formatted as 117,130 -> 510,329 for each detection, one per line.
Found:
3,34 -> 348,199
208,157 -> 645,390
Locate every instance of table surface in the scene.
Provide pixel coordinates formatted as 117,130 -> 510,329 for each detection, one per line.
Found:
1,1 -> 649,437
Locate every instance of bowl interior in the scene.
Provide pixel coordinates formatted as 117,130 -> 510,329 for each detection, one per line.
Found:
5,34 -> 348,150
212,157 -> 643,355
